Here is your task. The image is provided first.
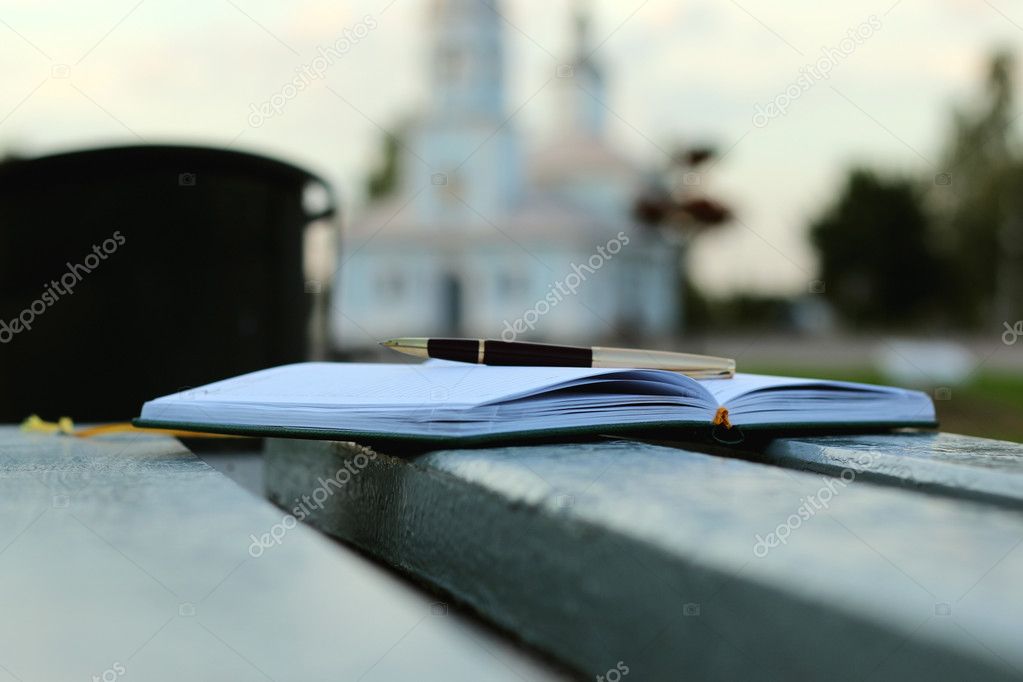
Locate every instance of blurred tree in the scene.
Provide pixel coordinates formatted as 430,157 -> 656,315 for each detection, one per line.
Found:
633,145 -> 732,231
935,50 -> 1022,326
633,144 -> 733,333
679,274 -> 712,332
710,292 -> 792,329
365,130 -> 402,200
810,170 -> 944,327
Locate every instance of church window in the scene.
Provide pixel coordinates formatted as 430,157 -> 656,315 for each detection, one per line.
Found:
438,46 -> 469,84
497,271 -> 529,299
438,170 -> 464,203
377,271 -> 405,300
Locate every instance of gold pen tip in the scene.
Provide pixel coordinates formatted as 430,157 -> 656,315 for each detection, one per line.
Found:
380,338 -> 429,352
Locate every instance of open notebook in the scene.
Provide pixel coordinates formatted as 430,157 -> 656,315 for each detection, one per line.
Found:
135,362 -> 936,443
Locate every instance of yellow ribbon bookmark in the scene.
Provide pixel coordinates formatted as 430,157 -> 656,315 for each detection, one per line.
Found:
19,414 -> 244,439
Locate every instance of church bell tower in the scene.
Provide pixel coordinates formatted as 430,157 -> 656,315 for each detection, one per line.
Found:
556,0 -> 607,137
428,0 -> 506,119
405,0 -> 523,222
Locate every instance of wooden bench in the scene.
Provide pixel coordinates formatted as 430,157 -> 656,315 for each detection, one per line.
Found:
0,427 -> 565,681
265,431 -> 1023,681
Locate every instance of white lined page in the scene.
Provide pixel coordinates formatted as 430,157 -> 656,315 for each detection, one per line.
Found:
146,362 -> 704,410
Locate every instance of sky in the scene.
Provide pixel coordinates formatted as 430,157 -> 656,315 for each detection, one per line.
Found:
1,0 -> 1021,295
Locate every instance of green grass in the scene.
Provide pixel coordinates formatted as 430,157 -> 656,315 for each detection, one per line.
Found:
742,364 -> 1023,443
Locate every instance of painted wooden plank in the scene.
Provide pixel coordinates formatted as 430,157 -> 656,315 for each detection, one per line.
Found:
266,437 -> 1023,681
759,432 -> 1023,509
0,428 -> 565,681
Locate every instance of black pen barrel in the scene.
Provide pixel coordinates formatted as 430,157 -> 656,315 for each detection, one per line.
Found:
483,340 -> 592,366
425,339 -> 593,366
426,338 -> 481,364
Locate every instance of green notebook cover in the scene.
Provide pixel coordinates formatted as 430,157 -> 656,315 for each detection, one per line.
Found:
132,417 -> 938,448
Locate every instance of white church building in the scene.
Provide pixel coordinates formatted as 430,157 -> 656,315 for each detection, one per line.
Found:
332,0 -> 681,350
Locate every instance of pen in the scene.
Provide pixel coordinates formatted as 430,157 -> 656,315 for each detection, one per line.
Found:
380,338 -> 735,378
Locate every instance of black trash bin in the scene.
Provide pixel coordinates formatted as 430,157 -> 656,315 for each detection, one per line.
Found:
0,145 -> 336,422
